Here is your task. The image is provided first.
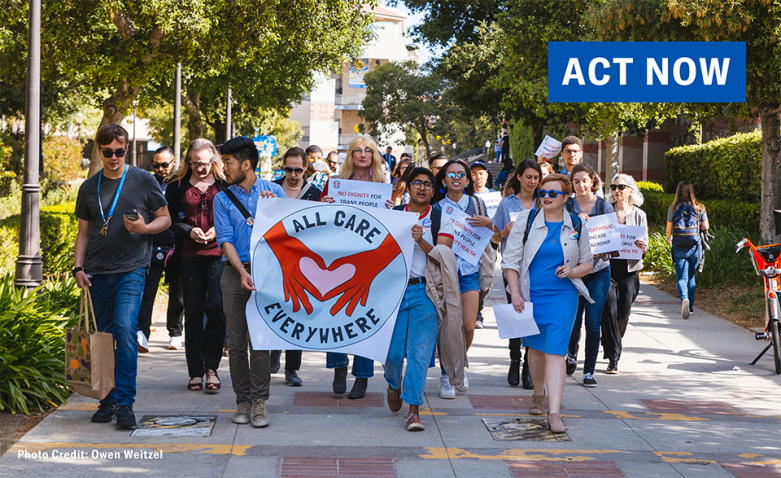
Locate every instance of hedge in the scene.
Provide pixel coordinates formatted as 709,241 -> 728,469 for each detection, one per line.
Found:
665,130 -> 761,202
640,190 -> 760,233
0,203 -> 78,277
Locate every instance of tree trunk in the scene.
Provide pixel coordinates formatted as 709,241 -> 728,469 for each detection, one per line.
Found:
671,114 -> 698,148
419,126 -> 431,161
87,90 -> 132,177
183,91 -> 204,141
758,104 -> 781,244
605,132 -> 620,195
213,119 -> 227,145
532,123 -> 544,154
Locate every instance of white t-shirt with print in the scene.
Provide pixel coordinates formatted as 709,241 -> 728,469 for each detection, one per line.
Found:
408,205 -> 455,278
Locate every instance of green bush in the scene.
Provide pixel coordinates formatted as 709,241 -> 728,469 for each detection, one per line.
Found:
0,274 -> 81,414
641,191 -> 760,232
665,130 -> 761,202
42,136 -> 83,183
0,203 -> 78,277
636,180 -> 664,193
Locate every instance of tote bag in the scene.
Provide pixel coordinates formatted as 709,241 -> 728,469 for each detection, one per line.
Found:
65,289 -> 115,400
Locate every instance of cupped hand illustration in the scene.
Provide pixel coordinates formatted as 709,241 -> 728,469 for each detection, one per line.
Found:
322,234 -> 402,316
264,222 -> 326,314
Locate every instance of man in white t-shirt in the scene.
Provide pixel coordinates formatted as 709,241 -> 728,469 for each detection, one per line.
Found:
386,167 -> 454,432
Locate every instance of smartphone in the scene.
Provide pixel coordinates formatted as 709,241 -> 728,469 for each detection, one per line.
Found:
125,211 -> 139,221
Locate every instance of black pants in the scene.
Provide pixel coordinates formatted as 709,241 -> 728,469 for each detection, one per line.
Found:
502,272 -> 526,362
601,259 -> 640,362
138,261 -> 184,338
182,259 -> 227,378
270,350 -> 302,372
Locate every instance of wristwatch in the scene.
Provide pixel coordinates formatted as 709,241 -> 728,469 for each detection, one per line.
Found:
72,266 -> 84,276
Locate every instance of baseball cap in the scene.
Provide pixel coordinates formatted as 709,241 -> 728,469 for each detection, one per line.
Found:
470,161 -> 488,170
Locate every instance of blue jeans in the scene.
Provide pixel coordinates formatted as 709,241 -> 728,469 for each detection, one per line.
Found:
672,245 -> 699,309
326,353 -> 374,378
89,268 -> 146,407
568,266 -> 611,375
383,283 -> 438,406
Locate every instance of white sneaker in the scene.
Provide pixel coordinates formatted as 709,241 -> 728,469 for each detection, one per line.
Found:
456,370 -> 469,392
439,374 -> 456,399
169,336 -> 182,350
681,299 -> 690,319
137,330 -> 149,353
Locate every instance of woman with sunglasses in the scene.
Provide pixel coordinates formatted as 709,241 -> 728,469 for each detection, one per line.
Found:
320,136 -> 394,400
492,160 -> 542,389
564,163 -> 614,388
431,159 -> 494,398
503,173 -> 593,433
603,174 -> 648,373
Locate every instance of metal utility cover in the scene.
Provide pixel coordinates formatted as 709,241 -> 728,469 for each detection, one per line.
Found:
482,417 -> 571,441
131,415 -> 217,437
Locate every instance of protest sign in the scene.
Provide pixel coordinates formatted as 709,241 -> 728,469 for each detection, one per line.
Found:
328,178 -> 392,209
534,135 -> 562,159
617,225 -> 646,260
509,211 -> 521,223
247,199 -> 416,364
493,303 -> 539,339
585,213 -> 622,255
476,191 -> 502,219
441,205 -> 493,266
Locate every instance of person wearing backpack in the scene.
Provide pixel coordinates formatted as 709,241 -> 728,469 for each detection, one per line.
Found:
564,163 -> 615,388
666,181 -> 709,319
503,173 -> 594,433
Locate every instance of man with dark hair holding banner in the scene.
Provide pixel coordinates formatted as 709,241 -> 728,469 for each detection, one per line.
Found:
214,137 -> 283,428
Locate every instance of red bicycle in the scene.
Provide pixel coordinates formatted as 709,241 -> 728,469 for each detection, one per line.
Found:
736,238 -> 781,374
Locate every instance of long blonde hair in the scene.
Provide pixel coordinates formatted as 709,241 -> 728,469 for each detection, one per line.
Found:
339,136 -> 386,183
172,138 -> 226,182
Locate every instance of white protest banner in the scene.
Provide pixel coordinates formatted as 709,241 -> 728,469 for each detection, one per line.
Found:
585,213 -> 622,255
617,225 -> 646,260
247,199 -> 416,364
493,303 -> 539,339
328,178 -> 392,209
441,204 -> 493,266
476,191 -> 502,219
534,135 -> 562,159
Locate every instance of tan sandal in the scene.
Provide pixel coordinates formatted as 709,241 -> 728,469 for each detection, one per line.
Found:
529,394 -> 545,415
548,412 -> 565,433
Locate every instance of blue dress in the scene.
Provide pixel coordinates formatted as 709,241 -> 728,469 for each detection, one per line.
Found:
521,221 -> 580,355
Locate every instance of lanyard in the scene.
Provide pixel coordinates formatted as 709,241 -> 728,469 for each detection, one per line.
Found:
97,165 -> 128,236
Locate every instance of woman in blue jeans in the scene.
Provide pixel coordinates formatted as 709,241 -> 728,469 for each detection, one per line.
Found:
566,163 -> 614,388
666,181 -> 709,319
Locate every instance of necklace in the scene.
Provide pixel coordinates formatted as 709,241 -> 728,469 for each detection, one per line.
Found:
285,180 -> 303,191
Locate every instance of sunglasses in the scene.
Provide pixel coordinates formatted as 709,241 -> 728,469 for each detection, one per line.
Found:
610,184 -> 630,191
153,159 -> 174,169
446,172 -> 467,179
190,161 -> 212,170
101,148 -> 126,158
537,189 -> 567,199
410,180 -> 433,190
284,167 -> 305,174
354,148 -> 373,154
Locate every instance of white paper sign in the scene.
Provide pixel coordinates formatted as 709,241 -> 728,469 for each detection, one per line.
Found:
585,213 -> 622,255
328,178 -> 392,209
617,225 -> 646,260
534,135 -> 562,159
509,211 -> 521,223
246,199 -> 417,364
441,205 -> 493,266
493,303 -> 539,339
476,191 -> 502,219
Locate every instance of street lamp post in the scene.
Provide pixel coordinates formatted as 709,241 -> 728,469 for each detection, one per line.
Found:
225,87 -> 232,143
174,63 -> 181,164
75,113 -> 84,142
132,101 -> 138,167
15,0 -> 42,288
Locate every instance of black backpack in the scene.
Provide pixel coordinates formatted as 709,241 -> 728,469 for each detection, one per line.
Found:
393,205 -> 441,240
522,208 -> 582,245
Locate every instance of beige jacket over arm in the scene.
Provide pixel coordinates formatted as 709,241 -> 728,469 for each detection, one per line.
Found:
501,209 -> 594,304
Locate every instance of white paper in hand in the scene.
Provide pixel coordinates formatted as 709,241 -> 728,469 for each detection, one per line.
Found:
493,303 -> 539,339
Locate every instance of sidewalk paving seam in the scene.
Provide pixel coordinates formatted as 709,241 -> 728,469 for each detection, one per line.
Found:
220,413 -> 239,477
425,392 -> 457,477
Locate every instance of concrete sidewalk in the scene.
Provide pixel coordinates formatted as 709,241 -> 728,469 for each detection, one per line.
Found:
3,268 -> 781,478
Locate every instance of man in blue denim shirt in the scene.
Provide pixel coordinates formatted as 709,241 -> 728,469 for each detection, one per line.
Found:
214,137 -> 284,428
74,124 -> 171,429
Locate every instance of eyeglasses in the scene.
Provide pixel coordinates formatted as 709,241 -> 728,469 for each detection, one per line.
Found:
101,148 -> 126,158
284,167 -> 304,174
610,184 -> 630,191
190,161 -> 212,170
562,148 -> 582,154
410,180 -> 433,190
153,159 -> 174,169
537,189 -> 567,199
446,172 -> 466,179
353,148 -> 373,155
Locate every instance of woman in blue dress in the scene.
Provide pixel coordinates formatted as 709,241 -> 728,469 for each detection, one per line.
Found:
502,173 -> 593,434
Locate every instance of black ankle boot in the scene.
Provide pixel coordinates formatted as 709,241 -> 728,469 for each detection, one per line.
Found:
507,360 -> 520,386
521,360 -> 534,390
348,377 -> 368,399
333,367 -> 348,394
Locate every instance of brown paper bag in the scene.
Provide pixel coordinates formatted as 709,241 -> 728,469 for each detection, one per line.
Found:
65,288 -> 115,399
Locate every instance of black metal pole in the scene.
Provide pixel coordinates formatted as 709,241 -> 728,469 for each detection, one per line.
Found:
174,63 -> 181,164
15,0 -> 42,288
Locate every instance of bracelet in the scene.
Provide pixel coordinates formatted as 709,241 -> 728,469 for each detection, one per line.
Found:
72,267 -> 84,276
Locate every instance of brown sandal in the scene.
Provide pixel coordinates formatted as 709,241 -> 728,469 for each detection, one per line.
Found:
188,377 -> 203,391
205,369 -> 221,392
